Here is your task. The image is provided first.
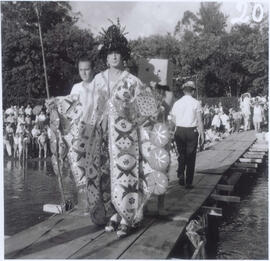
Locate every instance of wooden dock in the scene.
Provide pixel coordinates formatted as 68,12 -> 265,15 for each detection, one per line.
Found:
5,130 -> 265,259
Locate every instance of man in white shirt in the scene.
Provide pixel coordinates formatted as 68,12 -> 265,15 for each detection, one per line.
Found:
25,104 -> 32,116
70,57 -> 94,110
19,106 -> 25,115
240,94 -> 251,131
31,124 -> 41,155
5,106 -> 14,116
170,81 -> 204,189
35,111 -> 47,130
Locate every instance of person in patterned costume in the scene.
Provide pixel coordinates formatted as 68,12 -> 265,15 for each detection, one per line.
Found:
91,22 -> 172,237
93,23 -> 155,238
47,22 -> 171,238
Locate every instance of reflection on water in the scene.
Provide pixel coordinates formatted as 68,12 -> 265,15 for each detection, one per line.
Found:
4,158 -> 76,236
216,165 -> 268,259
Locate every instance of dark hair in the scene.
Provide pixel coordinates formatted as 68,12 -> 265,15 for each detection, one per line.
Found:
183,86 -> 195,94
77,56 -> 94,69
99,24 -> 131,62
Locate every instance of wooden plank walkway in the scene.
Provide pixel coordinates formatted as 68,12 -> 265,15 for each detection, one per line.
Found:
5,131 -> 258,259
195,131 -> 256,174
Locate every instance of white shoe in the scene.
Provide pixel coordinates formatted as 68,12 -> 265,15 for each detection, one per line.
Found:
105,220 -> 118,232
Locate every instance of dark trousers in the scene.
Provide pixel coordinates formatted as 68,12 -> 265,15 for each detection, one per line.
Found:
204,114 -> 212,129
174,127 -> 198,185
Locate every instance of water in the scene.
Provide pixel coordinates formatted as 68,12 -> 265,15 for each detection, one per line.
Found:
4,158 -> 75,236
215,165 -> 268,259
3,157 -> 268,259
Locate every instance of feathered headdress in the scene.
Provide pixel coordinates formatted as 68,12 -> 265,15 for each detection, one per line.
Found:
99,19 -> 131,61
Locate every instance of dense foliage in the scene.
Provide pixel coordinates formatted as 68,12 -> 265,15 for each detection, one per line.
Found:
1,2 -> 268,108
2,1 -> 99,107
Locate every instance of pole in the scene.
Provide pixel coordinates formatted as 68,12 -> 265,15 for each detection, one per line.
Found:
34,2 -> 50,99
34,2 -> 66,209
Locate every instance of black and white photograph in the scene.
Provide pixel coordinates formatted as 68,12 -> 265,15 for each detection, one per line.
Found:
1,1 -> 269,259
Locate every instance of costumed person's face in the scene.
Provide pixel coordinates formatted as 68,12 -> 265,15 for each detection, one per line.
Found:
107,51 -> 122,68
78,61 -> 92,83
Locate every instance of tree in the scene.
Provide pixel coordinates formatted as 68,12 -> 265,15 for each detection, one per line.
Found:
130,34 -> 181,62
193,2 -> 227,35
172,2 -> 268,98
243,17 -> 268,95
225,16 -> 268,97
172,2 -> 229,97
175,2 -> 227,37
41,23 -> 96,97
1,1 -> 96,107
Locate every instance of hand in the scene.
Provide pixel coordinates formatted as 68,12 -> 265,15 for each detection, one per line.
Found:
45,97 -> 57,111
70,94 -> 79,101
149,81 -> 157,88
160,106 -> 165,112
199,132 -> 205,146
45,97 -> 55,106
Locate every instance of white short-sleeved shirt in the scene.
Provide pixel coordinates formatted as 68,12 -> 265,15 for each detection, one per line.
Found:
25,107 -> 32,115
5,108 -> 14,115
170,95 -> 202,127
70,81 -> 92,110
37,114 -> 46,122
211,115 -> 221,128
31,128 -> 40,138
220,114 -> 229,125
204,107 -> 210,114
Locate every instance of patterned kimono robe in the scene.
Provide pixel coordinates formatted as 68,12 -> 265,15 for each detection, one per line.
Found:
48,69 -> 170,226
92,69 -> 156,225
47,88 -> 113,225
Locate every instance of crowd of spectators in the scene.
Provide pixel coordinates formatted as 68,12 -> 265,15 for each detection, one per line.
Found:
3,95 -> 268,160
201,96 -> 268,149
3,103 -> 50,160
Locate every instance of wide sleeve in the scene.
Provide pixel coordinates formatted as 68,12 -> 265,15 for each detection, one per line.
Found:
79,72 -> 111,128
132,75 -> 158,119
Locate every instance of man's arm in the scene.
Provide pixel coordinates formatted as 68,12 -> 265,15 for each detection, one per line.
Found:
168,105 -> 177,138
196,110 -> 205,145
